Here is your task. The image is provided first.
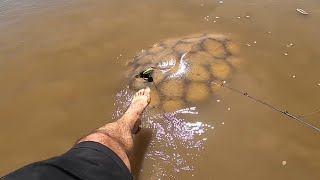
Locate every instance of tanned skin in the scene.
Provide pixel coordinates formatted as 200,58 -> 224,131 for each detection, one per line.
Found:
78,87 -> 151,171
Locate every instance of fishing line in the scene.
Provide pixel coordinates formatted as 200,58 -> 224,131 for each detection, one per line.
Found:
135,68 -> 168,114
298,109 -> 320,117
151,80 -> 168,114
140,52 -> 189,114
213,82 -> 320,132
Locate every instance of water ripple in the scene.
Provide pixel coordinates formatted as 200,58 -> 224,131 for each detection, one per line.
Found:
113,86 -> 214,178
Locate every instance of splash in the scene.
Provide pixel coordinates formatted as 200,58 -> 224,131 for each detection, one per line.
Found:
113,86 -> 214,178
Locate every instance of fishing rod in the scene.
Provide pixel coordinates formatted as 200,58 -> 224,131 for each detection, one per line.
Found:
212,82 -> 320,132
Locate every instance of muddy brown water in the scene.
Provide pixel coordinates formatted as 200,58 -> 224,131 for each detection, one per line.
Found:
1,0 -> 320,179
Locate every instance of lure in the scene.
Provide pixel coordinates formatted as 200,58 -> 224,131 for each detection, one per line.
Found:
143,67 -> 154,75
135,67 -> 154,82
134,67 -> 167,111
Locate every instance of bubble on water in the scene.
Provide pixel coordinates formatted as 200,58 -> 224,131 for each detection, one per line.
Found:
268,31 -> 272,34
222,122 -> 225,125
246,43 -> 251,47
292,75 -> 296,78
217,99 -> 221,102
282,161 -> 287,166
223,81 -> 226,84
246,15 -> 250,18
284,53 -> 288,56
196,121 -> 202,126
119,54 -> 122,57
228,107 -> 231,110
201,3 -> 204,6
213,21 -> 217,23
219,1 -> 224,4
215,16 -> 220,19
318,83 -> 320,86
237,16 -> 241,19
286,43 -> 293,47
253,41 -> 257,44
296,8 -> 309,15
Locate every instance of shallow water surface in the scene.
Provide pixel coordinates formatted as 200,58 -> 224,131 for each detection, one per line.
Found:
0,0 -> 320,179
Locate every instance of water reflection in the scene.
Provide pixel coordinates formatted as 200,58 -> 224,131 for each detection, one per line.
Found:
1,0 -> 320,178
113,87 -> 214,178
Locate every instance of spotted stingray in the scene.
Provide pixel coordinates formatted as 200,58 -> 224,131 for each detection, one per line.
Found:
125,33 -> 240,111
